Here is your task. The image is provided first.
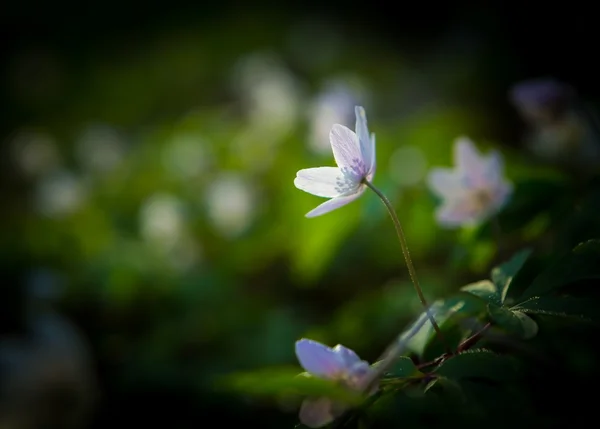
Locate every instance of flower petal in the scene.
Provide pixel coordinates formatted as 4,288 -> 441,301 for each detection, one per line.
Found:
304,191 -> 363,218
299,398 -> 339,428
427,168 -> 464,198
332,344 -> 361,368
435,201 -> 480,228
355,106 -> 374,174
294,167 -> 344,198
454,136 -> 485,174
490,180 -> 513,211
329,124 -> 365,180
368,132 -> 376,180
295,339 -> 345,378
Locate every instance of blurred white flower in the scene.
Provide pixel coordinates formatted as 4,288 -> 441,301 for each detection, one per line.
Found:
33,170 -> 87,217
139,193 -> 186,249
231,52 -> 303,140
10,130 -> 61,178
427,137 -> 512,228
75,124 -> 126,175
308,79 -> 367,154
205,173 -> 258,238
162,132 -> 212,181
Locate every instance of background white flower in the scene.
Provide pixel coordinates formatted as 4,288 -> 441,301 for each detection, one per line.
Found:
294,106 -> 376,218
427,136 -> 512,228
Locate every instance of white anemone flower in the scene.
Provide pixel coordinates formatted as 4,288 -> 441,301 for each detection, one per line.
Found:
295,339 -> 377,428
294,106 -> 376,217
427,136 -> 513,228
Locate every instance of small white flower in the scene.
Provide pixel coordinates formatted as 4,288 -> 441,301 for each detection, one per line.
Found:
427,137 -> 512,228
295,339 -> 377,428
294,106 -> 376,217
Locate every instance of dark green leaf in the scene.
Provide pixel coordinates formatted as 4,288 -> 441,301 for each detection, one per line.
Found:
487,305 -> 538,340
520,240 -> 600,299
400,292 -> 488,357
424,376 -> 466,403
380,356 -> 421,379
434,349 -> 519,382
219,367 -> 362,404
491,248 -> 532,304
460,280 -> 501,306
512,295 -> 600,324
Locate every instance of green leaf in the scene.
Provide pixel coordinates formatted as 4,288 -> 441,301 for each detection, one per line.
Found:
487,305 -> 538,340
400,292 -> 488,357
461,280 -> 501,306
219,367 -> 362,404
434,349 -> 519,382
379,356 -> 421,379
512,295 -> 600,324
491,248 -> 532,304
424,376 -> 466,403
520,240 -> 600,300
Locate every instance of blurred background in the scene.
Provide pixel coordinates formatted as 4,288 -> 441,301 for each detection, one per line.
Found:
2,1 -> 600,428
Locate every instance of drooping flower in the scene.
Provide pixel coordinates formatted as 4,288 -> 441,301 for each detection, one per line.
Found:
295,339 -> 376,428
294,106 -> 376,217
509,78 -> 574,126
427,137 -> 512,228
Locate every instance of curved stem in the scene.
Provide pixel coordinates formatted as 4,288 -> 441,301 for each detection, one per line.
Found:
363,180 -> 450,353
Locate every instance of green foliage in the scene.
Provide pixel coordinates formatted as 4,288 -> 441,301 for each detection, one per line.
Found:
512,295 -> 600,323
520,239 -> 600,299
434,349 -> 520,382
221,368 -> 363,405
400,292 -> 488,357
486,305 -> 538,339
379,356 -> 421,379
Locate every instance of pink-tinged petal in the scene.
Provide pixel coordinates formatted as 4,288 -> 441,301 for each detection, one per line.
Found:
480,150 -> 504,188
295,339 -> 345,378
294,167 -> 345,198
454,136 -> 486,179
435,200 -> 480,228
491,180 -> 513,211
304,191 -> 363,218
369,132 -> 377,178
354,106 -> 373,174
299,398 -> 339,428
427,168 -> 464,198
329,124 -> 365,180
332,345 -> 361,368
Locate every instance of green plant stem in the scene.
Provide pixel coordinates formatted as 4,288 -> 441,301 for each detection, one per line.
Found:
363,180 -> 450,353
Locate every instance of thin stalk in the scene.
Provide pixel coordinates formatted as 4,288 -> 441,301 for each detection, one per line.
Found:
363,180 -> 450,353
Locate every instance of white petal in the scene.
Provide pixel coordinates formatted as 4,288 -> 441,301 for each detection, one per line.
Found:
454,136 -> 485,174
305,191 -> 364,218
491,180 -> 513,211
295,339 -> 346,378
355,106 -> 374,174
294,167 -> 344,198
435,201 -> 479,228
427,168 -> 464,198
481,150 -> 504,188
368,132 -> 376,179
329,124 -> 365,180
299,398 -> 339,428
332,344 -> 361,367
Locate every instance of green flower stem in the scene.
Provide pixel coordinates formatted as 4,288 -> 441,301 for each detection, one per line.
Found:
363,180 -> 450,353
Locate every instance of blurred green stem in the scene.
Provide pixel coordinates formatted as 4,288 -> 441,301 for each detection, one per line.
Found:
363,180 -> 450,353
